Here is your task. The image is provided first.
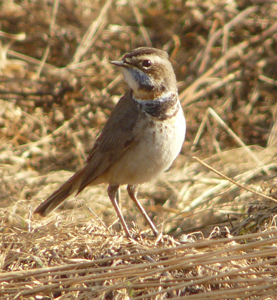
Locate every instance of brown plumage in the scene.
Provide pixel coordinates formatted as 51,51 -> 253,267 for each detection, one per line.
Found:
34,47 -> 186,237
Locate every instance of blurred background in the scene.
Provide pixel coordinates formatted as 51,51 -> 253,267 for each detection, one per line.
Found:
1,0 -> 277,236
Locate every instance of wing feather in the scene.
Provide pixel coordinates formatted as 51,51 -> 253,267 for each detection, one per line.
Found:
77,91 -> 142,192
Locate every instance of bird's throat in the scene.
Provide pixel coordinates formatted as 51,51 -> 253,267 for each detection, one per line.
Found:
133,92 -> 180,120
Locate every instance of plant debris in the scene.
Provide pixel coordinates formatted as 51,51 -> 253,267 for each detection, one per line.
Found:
1,0 -> 277,298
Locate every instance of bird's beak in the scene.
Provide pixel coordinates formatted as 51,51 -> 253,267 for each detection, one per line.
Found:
111,60 -> 129,68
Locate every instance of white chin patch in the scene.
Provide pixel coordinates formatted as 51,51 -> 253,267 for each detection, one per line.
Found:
122,68 -> 139,92
122,68 -> 154,93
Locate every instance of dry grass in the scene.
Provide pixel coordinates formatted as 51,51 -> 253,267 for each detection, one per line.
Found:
1,0 -> 277,298
2,225 -> 277,299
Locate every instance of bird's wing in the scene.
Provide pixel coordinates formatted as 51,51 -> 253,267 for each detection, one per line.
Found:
77,91 -> 144,192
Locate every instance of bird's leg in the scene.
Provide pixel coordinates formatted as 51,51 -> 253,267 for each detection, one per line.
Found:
115,188 -> 120,205
107,185 -> 131,238
127,184 -> 159,237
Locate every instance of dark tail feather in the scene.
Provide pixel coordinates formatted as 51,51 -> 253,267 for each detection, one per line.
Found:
34,169 -> 85,217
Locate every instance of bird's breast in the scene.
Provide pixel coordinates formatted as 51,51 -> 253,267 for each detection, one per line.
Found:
104,104 -> 186,185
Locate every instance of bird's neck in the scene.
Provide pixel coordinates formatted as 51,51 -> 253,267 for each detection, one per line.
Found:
132,91 -> 180,120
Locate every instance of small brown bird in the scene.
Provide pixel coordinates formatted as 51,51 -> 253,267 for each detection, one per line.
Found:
34,47 -> 186,237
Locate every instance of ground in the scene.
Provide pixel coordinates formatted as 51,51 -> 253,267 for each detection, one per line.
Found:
1,0 -> 277,299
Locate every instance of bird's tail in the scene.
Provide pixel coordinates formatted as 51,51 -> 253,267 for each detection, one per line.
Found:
34,168 -> 85,217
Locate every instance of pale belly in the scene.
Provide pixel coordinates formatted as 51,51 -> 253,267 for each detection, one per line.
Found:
104,109 -> 186,185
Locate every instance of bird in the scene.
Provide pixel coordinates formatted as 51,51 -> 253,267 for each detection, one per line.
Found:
34,47 -> 186,238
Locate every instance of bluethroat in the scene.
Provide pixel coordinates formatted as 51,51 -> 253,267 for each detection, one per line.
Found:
35,47 -> 186,237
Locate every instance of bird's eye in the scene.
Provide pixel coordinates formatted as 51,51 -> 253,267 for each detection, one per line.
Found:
141,60 -> 152,68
